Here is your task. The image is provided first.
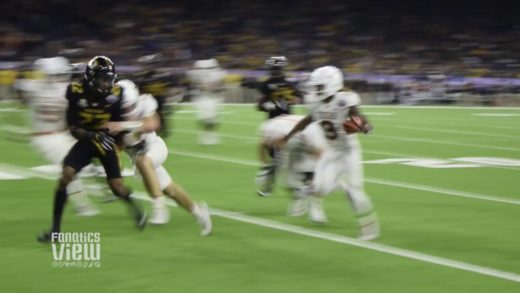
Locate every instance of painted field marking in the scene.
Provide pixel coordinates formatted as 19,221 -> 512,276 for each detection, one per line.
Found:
166,149 -> 520,205
2,162 -> 520,282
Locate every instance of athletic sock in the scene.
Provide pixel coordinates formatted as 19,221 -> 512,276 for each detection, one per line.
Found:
51,188 -> 67,233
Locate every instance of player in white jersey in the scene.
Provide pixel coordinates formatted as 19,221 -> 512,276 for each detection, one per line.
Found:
257,114 -> 320,216
274,66 -> 379,240
186,59 -> 226,145
24,57 -> 99,216
107,79 -> 212,235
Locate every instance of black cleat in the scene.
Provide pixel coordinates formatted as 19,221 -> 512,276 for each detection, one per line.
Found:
136,210 -> 148,231
37,231 -> 55,244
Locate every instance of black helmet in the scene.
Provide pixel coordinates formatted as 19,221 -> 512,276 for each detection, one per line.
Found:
85,56 -> 117,94
265,56 -> 288,67
265,56 -> 288,77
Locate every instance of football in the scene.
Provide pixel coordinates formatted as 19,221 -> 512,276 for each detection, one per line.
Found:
343,116 -> 366,134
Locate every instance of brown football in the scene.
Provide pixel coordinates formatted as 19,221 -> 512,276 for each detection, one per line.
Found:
343,120 -> 360,134
343,116 -> 364,134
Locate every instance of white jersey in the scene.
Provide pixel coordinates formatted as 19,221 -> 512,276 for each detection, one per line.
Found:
308,91 -> 361,150
22,80 -> 68,133
259,114 -> 317,173
123,94 -> 158,150
187,68 -> 226,97
259,114 -> 304,144
124,94 -> 172,190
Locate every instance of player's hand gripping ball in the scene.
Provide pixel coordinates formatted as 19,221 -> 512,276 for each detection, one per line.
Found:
343,116 -> 372,134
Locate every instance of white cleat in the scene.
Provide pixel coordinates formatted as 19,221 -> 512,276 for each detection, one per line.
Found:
196,202 -> 212,236
288,198 -> 309,217
358,216 -> 380,241
308,198 -> 328,224
149,198 -> 170,224
75,205 -> 101,217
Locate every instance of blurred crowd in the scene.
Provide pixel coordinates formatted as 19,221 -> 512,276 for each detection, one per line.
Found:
3,0 -> 520,78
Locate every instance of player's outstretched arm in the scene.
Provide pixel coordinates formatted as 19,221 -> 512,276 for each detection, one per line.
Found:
273,114 -> 312,149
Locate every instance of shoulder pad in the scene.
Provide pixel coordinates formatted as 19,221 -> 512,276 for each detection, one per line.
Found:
335,91 -> 361,107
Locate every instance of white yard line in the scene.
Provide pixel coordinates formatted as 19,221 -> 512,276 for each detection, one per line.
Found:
166,149 -> 520,205
170,127 -> 520,170
375,134 -> 520,152
387,125 -> 520,140
374,116 -> 520,132
362,149 -> 520,172
171,118 -> 520,151
2,162 -> 520,282
179,103 -> 520,110
365,178 -> 520,205
131,192 -> 520,283
173,129 -> 258,142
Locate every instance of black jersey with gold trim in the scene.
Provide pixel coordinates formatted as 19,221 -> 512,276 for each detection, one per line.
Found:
65,79 -> 124,131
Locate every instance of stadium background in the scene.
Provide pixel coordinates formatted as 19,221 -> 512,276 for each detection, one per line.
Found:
1,1 -> 520,292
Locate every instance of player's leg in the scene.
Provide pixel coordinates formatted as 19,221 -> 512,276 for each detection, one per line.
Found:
135,154 -> 170,224
286,171 -> 313,217
309,151 -> 341,223
37,142 -> 91,243
196,96 -> 220,145
160,170 -> 212,236
255,140 -> 276,196
342,142 -> 379,240
284,138 -> 315,216
101,148 -> 147,229
135,137 -> 171,224
32,133 -> 99,215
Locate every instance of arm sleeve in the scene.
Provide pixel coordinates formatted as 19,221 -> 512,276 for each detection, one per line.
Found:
65,86 -> 79,127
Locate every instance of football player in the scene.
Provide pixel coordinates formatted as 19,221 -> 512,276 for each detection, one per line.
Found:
111,79 -> 212,235
257,114 -> 319,216
135,54 -> 172,137
23,57 -> 99,216
186,59 -> 226,145
255,56 -> 302,193
37,56 -> 147,243
257,56 -> 301,119
274,66 -> 379,240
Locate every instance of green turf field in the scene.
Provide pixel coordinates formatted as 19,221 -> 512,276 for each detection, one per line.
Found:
0,102 -> 519,292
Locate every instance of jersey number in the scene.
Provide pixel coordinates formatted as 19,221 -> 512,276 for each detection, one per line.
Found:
79,112 -> 111,128
320,120 -> 338,140
271,87 -> 294,100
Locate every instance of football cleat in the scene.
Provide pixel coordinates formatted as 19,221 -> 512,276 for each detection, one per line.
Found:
135,210 -> 148,230
308,198 -> 328,224
196,202 -> 212,236
255,165 -> 275,197
287,198 -> 309,217
358,213 -> 380,241
36,230 -> 58,244
149,198 -> 170,225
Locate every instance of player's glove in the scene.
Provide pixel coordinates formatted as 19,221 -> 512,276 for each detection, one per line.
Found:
91,132 -> 116,151
261,101 -> 276,111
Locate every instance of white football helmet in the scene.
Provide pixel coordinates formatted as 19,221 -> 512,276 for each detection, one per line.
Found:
34,56 -> 71,82
307,66 -> 343,100
117,79 -> 141,119
193,59 -> 220,69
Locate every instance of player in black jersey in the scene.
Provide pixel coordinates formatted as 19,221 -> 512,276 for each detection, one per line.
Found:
257,56 -> 301,119
255,57 -> 302,196
37,56 -> 147,243
135,54 -> 172,137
